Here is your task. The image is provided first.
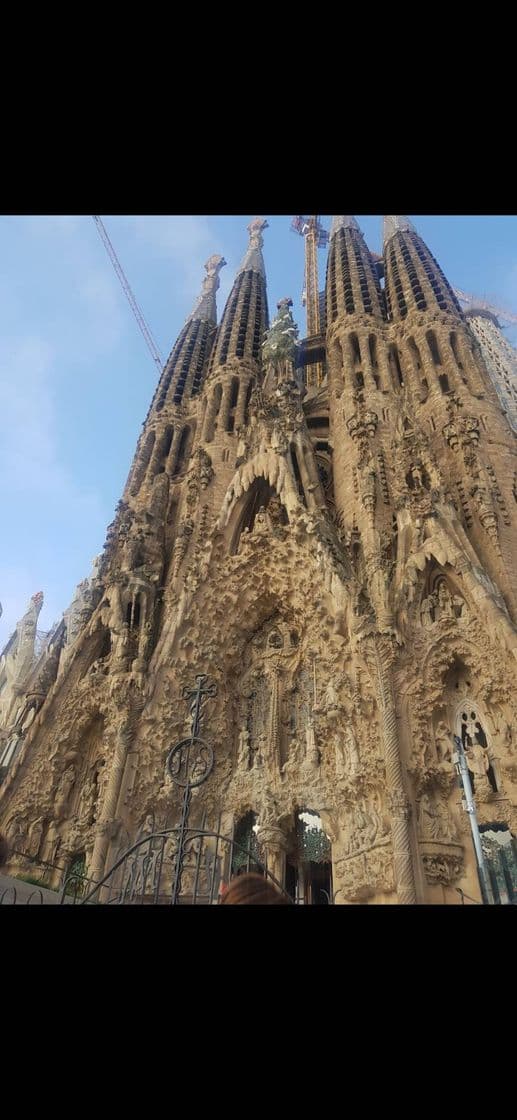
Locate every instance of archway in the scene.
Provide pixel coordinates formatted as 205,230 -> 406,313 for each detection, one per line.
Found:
285,809 -> 333,905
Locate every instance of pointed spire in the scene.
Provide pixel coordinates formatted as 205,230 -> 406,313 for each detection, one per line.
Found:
236,217 -> 268,276
383,215 -> 417,244
330,216 -> 361,237
188,254 -> 226,323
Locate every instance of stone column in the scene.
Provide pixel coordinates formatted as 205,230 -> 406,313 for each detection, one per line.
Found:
376,340 -> 392,394
166,427 -> 183,477
256,825 -> 287,892
219,380 -> 233,434
360,329 -> 378,392
202,387 -> 219,442
298,435 -> 326,508
367,637 -> 417,904
235,376 -> 250,430
88,695 -> 144,891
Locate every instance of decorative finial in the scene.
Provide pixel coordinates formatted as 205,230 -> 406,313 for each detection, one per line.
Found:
237,217 -> 269,276
189,254 -> 227,322
247,217 -> 269,245
262,296 -> 298,369
383,216 -> 417,245
330,216 -> 361,237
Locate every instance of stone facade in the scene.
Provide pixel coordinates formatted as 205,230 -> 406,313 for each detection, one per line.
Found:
1,215 -> 516,904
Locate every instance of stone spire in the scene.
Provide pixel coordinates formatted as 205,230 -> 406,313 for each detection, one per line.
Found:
330,216 -> 361,237
209,219 -> 269,371
383,215 -> 417,244
236,217 -> 269,277
188,254 -> 226,324
148,257 -> 227,412
383,216 -> 463,322
326,213 -> 386,323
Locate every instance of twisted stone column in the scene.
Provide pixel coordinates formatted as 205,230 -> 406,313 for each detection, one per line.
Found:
368,638 -> 416,904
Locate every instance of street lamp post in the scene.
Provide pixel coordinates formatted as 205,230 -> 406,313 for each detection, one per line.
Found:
452,734 -> 494,904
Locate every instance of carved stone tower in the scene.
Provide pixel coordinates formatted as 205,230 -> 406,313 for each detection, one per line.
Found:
1,216 -> 516,905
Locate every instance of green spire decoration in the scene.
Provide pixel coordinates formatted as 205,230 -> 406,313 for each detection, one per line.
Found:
262,297 -> 299,368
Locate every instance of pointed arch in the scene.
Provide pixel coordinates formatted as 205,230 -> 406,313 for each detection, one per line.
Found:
226,477 -> 289,555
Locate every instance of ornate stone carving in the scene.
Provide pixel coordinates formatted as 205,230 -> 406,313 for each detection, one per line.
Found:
334,839 -> 394,902
420,842 -> 464,885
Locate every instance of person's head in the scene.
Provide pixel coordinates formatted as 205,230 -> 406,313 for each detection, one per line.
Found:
0,834 -> 10,866
219,871 -> 292,905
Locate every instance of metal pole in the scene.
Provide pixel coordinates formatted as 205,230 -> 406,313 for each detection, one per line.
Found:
452,735 -> 494,905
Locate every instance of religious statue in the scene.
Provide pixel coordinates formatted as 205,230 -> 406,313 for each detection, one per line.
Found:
409,462 -> 425,492
304,716 -> 319,769
237,726 -> 250,770
27,816 -> 45,858
42,821 -> 60,866
344,727 -> 360,775
466,742 -> 490,782
324,680 -> 339,712
435,720 -> 452,764
55,765 -> 76,819
420,593 -> 437,628
436,582 -> 454,620
419,793 -> 440,840
452,594 -> 466,619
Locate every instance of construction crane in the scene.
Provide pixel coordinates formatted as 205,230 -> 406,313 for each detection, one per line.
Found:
452,287 -> 517,328
92,216 -> 165,372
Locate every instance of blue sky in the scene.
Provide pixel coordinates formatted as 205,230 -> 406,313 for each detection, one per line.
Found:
1,214 -> 516,647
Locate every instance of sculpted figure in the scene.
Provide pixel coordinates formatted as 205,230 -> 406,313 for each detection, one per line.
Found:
466,742 -> 490,780
419,793 -> 440,840
325,680 -> 339,711
436,583 -> 454,620
435,720 -> 452,763
237,726 -> 250,770
55,765 -> 76,819
304,716 -> 319,768
27,816 -> 45,857
344,727 -> 360,775
420,593 -> 437,628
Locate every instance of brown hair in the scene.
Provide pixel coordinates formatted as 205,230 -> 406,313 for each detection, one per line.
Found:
220,871 -> 292,905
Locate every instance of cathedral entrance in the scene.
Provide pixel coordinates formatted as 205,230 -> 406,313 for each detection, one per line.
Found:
285,810 -> 333,905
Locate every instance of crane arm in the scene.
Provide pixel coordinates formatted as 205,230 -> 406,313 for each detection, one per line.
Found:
453,286 -> 517,327
92,216 -> 164,371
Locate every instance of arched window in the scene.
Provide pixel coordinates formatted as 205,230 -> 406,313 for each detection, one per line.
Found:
426,330 -> 442,366
230,478 -> 288,554
457,704 -> 498,795
173,427 -> 191,476
388,344 -> 404,387
231,811 -> 261,876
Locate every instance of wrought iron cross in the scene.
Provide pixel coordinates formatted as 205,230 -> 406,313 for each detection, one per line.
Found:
166,675 -> 217,903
